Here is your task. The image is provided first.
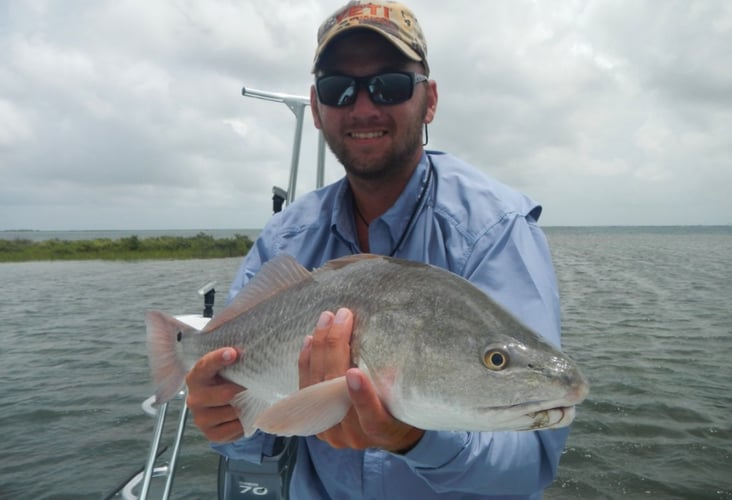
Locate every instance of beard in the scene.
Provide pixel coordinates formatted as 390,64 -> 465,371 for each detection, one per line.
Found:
323,97 -> 428,182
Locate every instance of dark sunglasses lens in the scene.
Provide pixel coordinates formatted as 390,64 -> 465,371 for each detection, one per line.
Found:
317,73 -> 417,107
317,76 -> 357,107
368,73 -> 413,104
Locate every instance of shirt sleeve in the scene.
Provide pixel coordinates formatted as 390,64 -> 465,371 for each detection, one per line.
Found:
465,210 -> 561,347
397,212 -> 570,495
227,224 -> 277,303
401,428 -> 570,496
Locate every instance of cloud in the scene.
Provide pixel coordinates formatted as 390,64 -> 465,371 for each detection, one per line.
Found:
1,0 -> 730,230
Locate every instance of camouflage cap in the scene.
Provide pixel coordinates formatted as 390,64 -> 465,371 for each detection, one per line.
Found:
313,1 -> 429,75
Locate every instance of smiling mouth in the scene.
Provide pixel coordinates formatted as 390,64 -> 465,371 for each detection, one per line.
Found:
349,131 -> 386,139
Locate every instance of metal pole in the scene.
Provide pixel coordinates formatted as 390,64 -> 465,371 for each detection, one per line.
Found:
242,87 -> 310,107
242,86 -> 314,205
316,132 -> 326,189
161,403 -> 190,499
286,103 -> 305,203
139,401 -> 168,499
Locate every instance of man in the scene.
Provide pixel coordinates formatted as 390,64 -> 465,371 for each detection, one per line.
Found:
186,1 -> 570,498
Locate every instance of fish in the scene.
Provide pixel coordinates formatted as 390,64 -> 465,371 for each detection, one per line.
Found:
146,253 -> 589,437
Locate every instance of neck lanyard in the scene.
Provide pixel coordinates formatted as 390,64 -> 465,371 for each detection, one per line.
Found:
388,155 -> 434,257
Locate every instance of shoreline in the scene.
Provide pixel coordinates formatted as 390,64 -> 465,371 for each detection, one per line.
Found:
0,232 -> 253,263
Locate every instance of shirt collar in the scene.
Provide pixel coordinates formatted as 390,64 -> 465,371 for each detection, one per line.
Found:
330,178 -> 355,246
330,153 -> 431,252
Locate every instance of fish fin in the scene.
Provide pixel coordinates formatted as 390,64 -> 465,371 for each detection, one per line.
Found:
145,310 -> 194,405
315,253 -> 384,273
230,390 -> 275,438
253,377 -> 351,437
202,254 -> 312,333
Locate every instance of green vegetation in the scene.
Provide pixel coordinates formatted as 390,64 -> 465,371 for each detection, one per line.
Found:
0,232 -> 253,262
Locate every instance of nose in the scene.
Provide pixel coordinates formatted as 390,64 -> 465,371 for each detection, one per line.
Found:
349,84 -> 380,116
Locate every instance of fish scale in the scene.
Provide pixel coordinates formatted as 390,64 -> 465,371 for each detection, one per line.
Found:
146,253 -> 588,437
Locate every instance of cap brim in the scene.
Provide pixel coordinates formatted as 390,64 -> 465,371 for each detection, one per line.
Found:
313,25 -> 424,72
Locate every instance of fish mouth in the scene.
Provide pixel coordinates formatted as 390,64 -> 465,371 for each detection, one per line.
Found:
476,398 -> 575,415
473,400 -> 577,430
524,405 -> 576,430
476,384 -> 588,430
479,383 -> 588,414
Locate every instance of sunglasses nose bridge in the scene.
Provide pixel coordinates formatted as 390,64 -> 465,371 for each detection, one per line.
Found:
350,77 -> 381,109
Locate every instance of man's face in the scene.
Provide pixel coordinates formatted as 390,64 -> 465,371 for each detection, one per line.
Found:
311,31 -> 437,182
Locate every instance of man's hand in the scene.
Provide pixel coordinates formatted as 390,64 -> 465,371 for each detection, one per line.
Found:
299,308 -> 425,453
186,347 -> 245,443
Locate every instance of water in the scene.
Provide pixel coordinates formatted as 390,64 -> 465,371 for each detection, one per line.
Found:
0,227 -> 730,499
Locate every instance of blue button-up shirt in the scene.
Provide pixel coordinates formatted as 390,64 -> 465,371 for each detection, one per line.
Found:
215,151 -> 570,499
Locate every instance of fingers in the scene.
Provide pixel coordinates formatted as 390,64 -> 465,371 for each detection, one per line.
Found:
186,347 -> 246,443
345,368 -> 381,431
190,404 -> 244,443
297,334 -> 314,390
186,380 -> 243,410
316,369 -> 380,448
314,370 -> 388,450
300,308 -> 355,446
297,308 -> 422,452
323,380 -> 415,450
300,309 -> 353,389
317,406 -> 364,449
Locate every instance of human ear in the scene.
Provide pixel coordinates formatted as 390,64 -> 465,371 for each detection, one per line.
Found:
310,86 -> 323,130
424,80 -> 438,124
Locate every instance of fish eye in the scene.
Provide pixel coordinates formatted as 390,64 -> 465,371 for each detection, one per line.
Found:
482,349 -> 509,371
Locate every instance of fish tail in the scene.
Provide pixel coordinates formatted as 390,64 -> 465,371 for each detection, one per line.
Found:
145,310 -> 193,405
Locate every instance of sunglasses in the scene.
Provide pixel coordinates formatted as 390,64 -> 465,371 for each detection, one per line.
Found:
316,72 -> 428,108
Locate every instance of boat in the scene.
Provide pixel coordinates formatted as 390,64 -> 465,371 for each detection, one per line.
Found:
103,85 -> 325,500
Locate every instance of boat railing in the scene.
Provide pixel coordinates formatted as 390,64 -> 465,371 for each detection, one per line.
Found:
242,86 -> 326,208
106,85 -> 321,499
103,391 -> 187,500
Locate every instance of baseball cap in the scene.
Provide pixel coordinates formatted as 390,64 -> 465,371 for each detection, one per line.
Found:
313,1 -> 429,75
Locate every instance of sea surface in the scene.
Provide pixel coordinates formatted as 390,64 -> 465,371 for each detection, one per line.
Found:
1,226 -> 730,499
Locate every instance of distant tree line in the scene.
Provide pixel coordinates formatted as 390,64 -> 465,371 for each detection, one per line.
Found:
0,232 -> 254,262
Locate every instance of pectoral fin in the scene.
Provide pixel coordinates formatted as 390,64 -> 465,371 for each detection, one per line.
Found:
252,377 -> 352,437
230,390 -> 275,438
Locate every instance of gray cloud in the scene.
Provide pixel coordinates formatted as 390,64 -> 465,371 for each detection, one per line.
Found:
1,0 -> 730,230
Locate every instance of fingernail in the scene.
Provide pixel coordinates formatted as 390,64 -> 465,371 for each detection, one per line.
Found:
334,308 -> 349,324
346,370 -> 361,391
317,311 -> 332,329
222,349 -> 235,362
302,335 -> 312,350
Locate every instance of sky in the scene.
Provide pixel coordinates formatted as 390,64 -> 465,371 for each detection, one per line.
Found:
1,0 -> 731,230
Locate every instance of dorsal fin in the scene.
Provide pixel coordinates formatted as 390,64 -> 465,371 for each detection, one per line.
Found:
202,254 -> 312,333
314,253 -> 385,274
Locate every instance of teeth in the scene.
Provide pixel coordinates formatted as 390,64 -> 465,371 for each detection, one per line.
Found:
350,131 -> 384,139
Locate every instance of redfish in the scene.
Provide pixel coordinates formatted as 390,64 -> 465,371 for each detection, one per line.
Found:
146,254 -> 588,437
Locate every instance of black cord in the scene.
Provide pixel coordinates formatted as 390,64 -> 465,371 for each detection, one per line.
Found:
389,156 -> 434,257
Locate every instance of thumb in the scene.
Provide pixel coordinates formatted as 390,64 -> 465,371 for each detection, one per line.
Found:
186,347 -> 238,387
346,368 -> 424,453
345,368 -> 383,420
